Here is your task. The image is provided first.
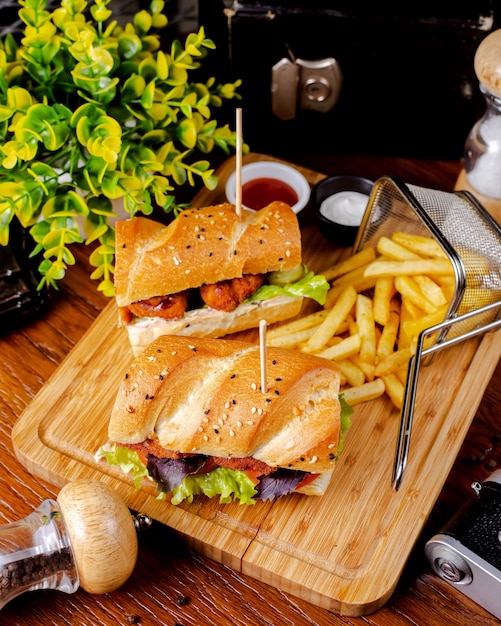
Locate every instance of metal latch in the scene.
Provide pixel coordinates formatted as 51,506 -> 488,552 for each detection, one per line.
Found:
271,57 -> 343,120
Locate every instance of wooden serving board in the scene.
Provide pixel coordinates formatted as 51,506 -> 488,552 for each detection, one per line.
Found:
12,154 -> 501,616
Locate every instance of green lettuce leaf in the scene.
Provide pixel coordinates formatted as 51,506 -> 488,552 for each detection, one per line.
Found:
171,467 -> 257,505
98,445 -> 152,489
248,267 -> 329,306
98,445 -> 257,504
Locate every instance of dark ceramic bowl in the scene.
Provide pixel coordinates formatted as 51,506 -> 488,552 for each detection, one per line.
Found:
311,175 -> 374,246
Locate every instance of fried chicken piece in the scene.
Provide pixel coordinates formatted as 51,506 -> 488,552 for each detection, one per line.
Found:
127,291 -> 189,320
200,274 -> 264,312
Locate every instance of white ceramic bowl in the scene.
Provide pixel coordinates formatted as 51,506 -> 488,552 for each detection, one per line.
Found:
225,161 -> 310,214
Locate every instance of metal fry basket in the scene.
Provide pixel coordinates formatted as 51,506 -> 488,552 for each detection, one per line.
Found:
353,176 -> 501,489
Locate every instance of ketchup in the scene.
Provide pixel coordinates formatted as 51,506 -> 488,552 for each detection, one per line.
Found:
242,177 -> 298,210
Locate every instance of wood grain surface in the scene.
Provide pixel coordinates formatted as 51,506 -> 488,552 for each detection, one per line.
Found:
1,151 -> 500,625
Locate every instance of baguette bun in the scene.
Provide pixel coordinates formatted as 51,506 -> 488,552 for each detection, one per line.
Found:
125,294 -> 303,356
114,202 -> 302,307
109,335 -> 341,475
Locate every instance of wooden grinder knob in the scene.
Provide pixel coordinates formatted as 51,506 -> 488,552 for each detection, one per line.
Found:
57,480 -> 138,594
474,28 -> 501,97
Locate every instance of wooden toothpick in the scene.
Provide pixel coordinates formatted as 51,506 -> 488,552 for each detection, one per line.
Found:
259,319 -> 267,394
235,107 -> 243,219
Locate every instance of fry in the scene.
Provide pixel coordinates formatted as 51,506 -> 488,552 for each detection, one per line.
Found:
267,327 -> 318,348
374,347 -> 413,378
377,236 -> 421,261
414,275 -> 448,307
267,309 -> 330,339
391,232 -> 447,258
382,374 -> 405,409
364,258 -> 453,279
373,276 -> 394,325
338,359 -> 365,388
401,305 -> 448,340
394,276 -> 437,314
350,354 -> 375,381
265,228 -> 454,411
342,378 -> 385,406
377,302 -> 400,359
332,264 -> 372,287
317,333 -> 361,361
305,285 -> 357,352
356,293 -> 377,364
321,247 -> 376,282
325,277 -> 377,309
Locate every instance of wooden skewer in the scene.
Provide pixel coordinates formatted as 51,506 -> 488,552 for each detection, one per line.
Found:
235,107 -> 243,219
259,319 -> 267,394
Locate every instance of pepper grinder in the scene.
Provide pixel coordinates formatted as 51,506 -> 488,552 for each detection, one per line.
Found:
455,28 -> 501,223
0,480 -> 144,609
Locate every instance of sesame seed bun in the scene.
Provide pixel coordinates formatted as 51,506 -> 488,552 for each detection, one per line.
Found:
109,335 -> 341,475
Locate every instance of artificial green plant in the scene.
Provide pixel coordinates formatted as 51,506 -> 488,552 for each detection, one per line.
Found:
0,0 -> 242,295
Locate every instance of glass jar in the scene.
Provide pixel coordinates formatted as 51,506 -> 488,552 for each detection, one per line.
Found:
0,499 -> 79,609
464,84 -> 501,200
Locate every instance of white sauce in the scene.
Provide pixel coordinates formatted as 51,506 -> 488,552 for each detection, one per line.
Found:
319,190 -> 369,226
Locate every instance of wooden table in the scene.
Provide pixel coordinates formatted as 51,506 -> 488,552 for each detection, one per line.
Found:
1,152 -> 500,625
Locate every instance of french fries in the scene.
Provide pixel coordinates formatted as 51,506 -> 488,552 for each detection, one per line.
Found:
268,230 -> 454,410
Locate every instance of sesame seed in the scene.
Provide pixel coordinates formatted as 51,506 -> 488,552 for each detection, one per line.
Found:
251,382 -> 257,390
328,443 -> 335,449
246,420 -> 254,426
257,408 -> 263,415
309,456 -> 318,464
230,429 -> 235,437
171,351 -> 177,356
203,435 -> 208,442
251,407 -> 257,414
185,269 -> 191,274
225,401 -> 231,409
236,421 -> 242,427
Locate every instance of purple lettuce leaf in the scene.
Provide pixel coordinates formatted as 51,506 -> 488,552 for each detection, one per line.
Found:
147,455 -> 206,493
254,469 -> 307,501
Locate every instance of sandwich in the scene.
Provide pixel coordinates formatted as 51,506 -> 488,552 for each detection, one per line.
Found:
114,201 -> 329,355
99,334 -> 352,505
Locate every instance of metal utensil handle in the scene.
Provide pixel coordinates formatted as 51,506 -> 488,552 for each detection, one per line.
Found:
392,300 -> 501,491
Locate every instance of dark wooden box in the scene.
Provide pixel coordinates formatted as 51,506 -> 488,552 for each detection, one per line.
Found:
199,1 -> 500,158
